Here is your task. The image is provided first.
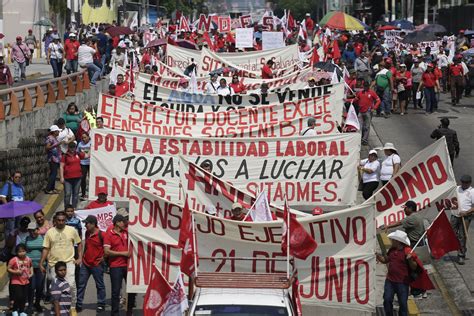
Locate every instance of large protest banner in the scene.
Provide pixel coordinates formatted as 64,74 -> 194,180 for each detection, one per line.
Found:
130,66 -> 321,93
178,156 -> 308,218
199,46 -> 302,78
89,129 -> 360,209
296,204 -> 376,311
365,138 -> 456,227
132,80 -> 345,115
97,93 -> 342,137
127,185 -> 376,312
166,44 -> 201,72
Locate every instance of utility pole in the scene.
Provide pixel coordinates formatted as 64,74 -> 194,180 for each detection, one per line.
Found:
0,0 -> 3,54
385,0 -> 389,21
391,0 -> 396,20
401,0 -> 405,19
424,0 -> 429,24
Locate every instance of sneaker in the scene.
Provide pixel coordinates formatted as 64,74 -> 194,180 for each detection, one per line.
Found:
422,292 -> 428,299
400,112 -> 405,116
458,257 -> 465,265
97,306 -> 105,313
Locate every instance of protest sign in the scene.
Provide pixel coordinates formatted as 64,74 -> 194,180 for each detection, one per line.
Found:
235,28 -> 254,48
130,66 -> 321,93
364,138 -> 456,227
262,32 -> 285,50
178,156 -> 307,218
75,204 -> 117,237
127,184 -> 376,312
97,93 -> 342,137
89,129 -> 360,209
142,31 -> 158,47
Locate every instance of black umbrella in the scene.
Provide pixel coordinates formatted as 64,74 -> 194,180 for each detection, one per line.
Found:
421,24 -> 447,34
401,31 -> 438,44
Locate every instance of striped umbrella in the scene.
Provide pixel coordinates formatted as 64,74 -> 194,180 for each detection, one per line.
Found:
319,11 -> 365,31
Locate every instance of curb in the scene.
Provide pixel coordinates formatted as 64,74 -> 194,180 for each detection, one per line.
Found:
0,185 -> 64,289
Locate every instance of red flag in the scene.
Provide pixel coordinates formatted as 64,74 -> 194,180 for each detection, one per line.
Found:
310,46 -> 319,65
404,248 -> 435,291
281,199 -> 317,260
178,197 -> 196,276
287,11 -> 295,29
202,32 -> 215,51
332,39 -> 341,60
143,265 -> 172,316
426,211 -> 461,259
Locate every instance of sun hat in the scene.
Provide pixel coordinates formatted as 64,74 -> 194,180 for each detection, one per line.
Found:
387,230 -> 411,246
383,143 -> 397,151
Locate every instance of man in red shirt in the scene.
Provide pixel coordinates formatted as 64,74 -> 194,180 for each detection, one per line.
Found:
64,33 -> 80,74
305,13 -> 314,37
76,215 -> 105,313
449,58 -> 464,105
60,142 -> 88,208
261,59 -> 274,79
86,190 -> 113,209
418,64 -> 440,113
224,203 -> 252,221
355,82 -> 381,145
114,74 -> 129,97
104,214 -> 135,316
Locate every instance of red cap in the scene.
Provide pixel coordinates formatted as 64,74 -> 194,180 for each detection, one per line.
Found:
312,207 -> 324,216
28,29 -> 32,32
97,189 -> 108,195
16,36 -> 22,40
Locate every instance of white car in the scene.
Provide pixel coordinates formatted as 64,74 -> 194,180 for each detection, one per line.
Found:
190,288 -> 295,315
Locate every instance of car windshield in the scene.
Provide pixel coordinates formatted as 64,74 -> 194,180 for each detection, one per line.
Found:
194,305 -> 289,315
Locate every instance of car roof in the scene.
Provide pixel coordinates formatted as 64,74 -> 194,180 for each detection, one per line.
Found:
195,288 -> 288,307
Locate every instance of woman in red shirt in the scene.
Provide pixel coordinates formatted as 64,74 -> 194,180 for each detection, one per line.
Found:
418,64 -> 440,114
261,59 -> 274,79
229,75 -> 246,94
395,64 -> 412,115
60,142 -> 89,208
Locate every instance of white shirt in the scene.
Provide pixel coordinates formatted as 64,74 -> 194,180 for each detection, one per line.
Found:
380,154 -> 401,181
58,127 -> 75,154
437,54 -> 449,68
461,61 -> 469,75
205,81 -> 219,94
300,127 -> 316,136
360,159 -> 380,183
453,185 -> 474,217
78,45 -> 96,66
48,43 -> 64,59
216,86 -> 234,96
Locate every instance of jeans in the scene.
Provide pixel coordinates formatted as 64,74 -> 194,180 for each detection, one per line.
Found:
424,87 -> 437,113
358,111 -> 372,143
28,267 -> 45,306
64,177 -> 81,208
451,75 -> 464,103
451,215 -> 472,258
86,62 -> 101,84
377,87 -> 392,114
66,59 -> 78,74
110,267 -> 136,315
50,58 -> 63,78
100,54 -> 107,76
13,60 -> 26,80
76,264 -> 106,309
383,279 -> 409,316
46,161 -> 59,192
80,164 -> 90,197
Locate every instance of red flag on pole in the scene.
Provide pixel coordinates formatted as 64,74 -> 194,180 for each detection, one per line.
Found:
143,265 -> 172,316
427,211 -> 461,259
310,46 -> 319,65
332,39 -> 341,60
178,196 -> 196,276
287,11 -> 295,29
281,199 -> 317,260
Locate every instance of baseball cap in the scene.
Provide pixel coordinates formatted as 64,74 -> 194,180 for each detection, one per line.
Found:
400,64 -> 406,68
460,175 -> 472,183
113,214 -> 126,224
116,208 -> 129,217
82,215 -> 98,225
205,205 -> 217,215
232,202 -> 242,210
49,125 -> 61,132
368,149 -> 378,156
69,33 -> 77,37
97,189 -> 107,195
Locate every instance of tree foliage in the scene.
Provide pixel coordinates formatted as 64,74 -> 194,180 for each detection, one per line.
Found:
49,0 -> 67,19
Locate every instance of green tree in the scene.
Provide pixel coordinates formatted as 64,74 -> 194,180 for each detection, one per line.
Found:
49,0 -> 67,20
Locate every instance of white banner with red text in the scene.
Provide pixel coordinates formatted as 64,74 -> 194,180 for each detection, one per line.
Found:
89,129 -> 360,209
97,93 -> 342,137
75,204 -> 117,237
364,138 -> 456,228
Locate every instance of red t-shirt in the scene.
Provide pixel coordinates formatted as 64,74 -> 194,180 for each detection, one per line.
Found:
396,71 -> 412,88
115,82 -> 130,97
83,230 -> 104,267
229,82 -> 245,94
355,89 -> 381,113
86,200 -> 113,210
422,72 -> 437,88
104,229 -> 128,268
386,247 -> 410,284
61,152 -> 85,179
262,64 -> 273,79
8,256 -> 32,285
434,67 -> 442,80
450,64 -> 463,76
64,40 -> 80,60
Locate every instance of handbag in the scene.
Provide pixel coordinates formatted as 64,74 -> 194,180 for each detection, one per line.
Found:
17,44 -> 30,66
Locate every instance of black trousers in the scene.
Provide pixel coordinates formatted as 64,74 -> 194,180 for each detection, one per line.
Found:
11,284 -> 28,313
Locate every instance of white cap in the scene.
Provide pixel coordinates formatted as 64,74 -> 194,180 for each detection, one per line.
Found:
388,230 -> 411,246
69,33 -> 76,37
400,64 -> 406,67
205,205 -> 217,215
232,202 -> 243,210
49,125 -> 61,132
306,13 -> 311,16
368,149 -> 378,156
